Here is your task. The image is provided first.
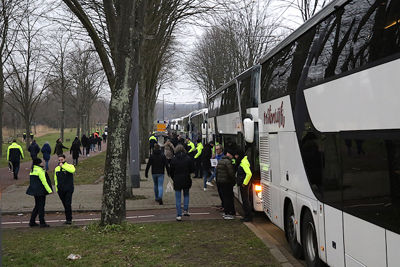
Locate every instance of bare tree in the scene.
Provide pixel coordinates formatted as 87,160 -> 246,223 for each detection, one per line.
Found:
187,0 -> 280,102
4,0 -> 50,149
0,0 -> 26,157
278,0 -> 329,23
67,45 -> 106,137
44,30 -> 72,141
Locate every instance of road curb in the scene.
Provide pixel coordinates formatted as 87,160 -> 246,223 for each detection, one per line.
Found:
245,222 -> 294,267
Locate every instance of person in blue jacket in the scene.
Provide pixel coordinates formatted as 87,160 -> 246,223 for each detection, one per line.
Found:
41,141 -> 51,171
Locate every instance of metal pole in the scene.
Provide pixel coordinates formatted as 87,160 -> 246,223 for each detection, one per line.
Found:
130,83 -> 140,188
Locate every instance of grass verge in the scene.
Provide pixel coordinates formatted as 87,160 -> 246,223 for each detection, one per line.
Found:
2,220 -> 279,267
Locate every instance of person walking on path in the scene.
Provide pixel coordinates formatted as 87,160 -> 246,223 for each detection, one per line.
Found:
193,139 -> 203,178
170,144 -> 194,221
145,144 -> 170,205
235,150 -> 253,222
81,134 -> 90,157
216,150 -> 236,220
70,137 -> 82,166
54,154 -> 76,225
28,140 -> 40,159
54,138 -> 68,156
41,142 -> 51,171
97,135 -> 102,151
149,132 -> 158,154
26,158 -> 52,227
7,140 -> 24,180
163,137 -> 175,164
201,141 -> 213,191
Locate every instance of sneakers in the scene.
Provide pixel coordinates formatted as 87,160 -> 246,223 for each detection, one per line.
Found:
203,188 -> 207,191
206,182 -> 214,187
159,199 -> 163,205
183,210 -> 190,216
223,214 -> 235,220
176,216 -> 182,221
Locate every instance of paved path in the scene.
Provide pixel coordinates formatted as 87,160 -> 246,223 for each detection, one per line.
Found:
0,143 -> 107,193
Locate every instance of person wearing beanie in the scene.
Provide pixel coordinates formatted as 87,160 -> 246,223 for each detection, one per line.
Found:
26,158 -> 53,227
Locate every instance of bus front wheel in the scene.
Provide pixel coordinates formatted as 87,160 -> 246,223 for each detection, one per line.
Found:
301,210 -> 322,267
285,203 -> 303,258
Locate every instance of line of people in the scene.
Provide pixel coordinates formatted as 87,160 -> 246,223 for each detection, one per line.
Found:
146,132 -> 254,222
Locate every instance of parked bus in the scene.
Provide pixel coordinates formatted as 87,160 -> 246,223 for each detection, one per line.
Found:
240,0 -> 400,266
208,65 -> 263,212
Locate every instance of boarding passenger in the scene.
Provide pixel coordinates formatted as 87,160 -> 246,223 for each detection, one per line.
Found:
216,150 -> 236,220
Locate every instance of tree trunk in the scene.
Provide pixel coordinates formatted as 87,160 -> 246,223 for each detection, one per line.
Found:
0,63 -> 4,159
60,92 -> 65,141
24,117 -> 31,150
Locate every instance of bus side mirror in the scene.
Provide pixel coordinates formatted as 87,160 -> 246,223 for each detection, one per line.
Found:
243,118 -> 254,143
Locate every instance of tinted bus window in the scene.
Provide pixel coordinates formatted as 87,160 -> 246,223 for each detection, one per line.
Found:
306,0 -> 400,86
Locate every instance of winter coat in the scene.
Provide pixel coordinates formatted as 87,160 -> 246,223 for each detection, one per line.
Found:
216,156 -> 235,185
7,142 -> 24,162
145,150 -> 170,176
97,137 -> 102,145
54,162 -> 75,192
170,151 -> 194,191
201,144 -> 212,171
236,156 -> 252,186
41,143 -> 51,161
70,140 -> 82,159
26,165 -> 52,196
81,135 -> 89,148
164,140 -> 175,160
28,142 -> 40,158
54,141 -> 68,156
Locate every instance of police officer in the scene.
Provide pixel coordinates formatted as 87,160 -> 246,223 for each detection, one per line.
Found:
186,137 -> 196,158
149,132 -> 158,154
26,158 -> 52,227
7,139 -> 24,180
54,154 -> 76,225
193,139 -> 203,178
235,150 -> 253,222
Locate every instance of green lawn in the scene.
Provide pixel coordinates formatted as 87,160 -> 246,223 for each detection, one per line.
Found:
1,129 -> 77,168
2,220 -> 279,267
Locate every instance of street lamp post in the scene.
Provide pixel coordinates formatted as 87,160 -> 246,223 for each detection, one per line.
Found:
162,93 -> 171,121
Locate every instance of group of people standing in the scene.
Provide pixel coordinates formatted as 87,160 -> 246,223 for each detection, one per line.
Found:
146,132 -> 253,222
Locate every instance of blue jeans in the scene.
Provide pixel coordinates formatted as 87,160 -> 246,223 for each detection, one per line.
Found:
45,160 -> 49,171
203,169 -> 211,188
209,168 -> 216,182
175,189 -> 189,216
152,174 -> 164,200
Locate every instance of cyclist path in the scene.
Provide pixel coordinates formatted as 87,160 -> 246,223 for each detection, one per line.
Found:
0,143 -> 107,193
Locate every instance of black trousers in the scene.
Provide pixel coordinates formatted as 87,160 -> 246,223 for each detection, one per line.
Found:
194,158 -> 202,177
220,183 -> 235,215
240,185 -> 252,219
86,146 -> 90,155
216,182 -> 224,207
58,190 -> 73,221
73,158 -> 79,165
30,195 -> 46,224
11,161 -> 20,179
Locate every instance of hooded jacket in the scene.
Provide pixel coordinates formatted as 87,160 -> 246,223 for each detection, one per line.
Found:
28,141 -> 40,158
41,143 -> 51,161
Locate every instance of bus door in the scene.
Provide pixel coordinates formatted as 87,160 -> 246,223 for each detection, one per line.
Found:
269,133 -> 281,226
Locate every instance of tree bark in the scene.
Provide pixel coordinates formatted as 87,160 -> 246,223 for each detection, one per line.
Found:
0,62 -> 4,159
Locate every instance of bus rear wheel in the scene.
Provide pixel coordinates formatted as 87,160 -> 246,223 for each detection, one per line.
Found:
285,203 -> 303,258
301,210 -> 322,267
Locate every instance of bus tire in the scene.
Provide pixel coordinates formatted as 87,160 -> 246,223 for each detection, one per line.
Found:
285,203 -> 303,258
302,210 -> 321,267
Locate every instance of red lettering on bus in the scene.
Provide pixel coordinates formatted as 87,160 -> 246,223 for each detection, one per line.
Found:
263,101 -> 285,128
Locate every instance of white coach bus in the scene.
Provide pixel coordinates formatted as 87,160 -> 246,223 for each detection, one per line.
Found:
242,0 -> 400,266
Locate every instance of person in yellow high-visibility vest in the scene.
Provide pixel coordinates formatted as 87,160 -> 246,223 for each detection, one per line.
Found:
235,150 -> 253,222
193,139 -> 203,178
149,132 -> 158,154
186,137 -> 195,158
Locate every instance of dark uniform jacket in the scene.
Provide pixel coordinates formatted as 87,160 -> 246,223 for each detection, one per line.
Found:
170,151 -> 194,191
28,142 -> 40,158
26,165 -> 52,196
216,156 -> 235,185
54,163 -> 76,192
7,142 -> 24,162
